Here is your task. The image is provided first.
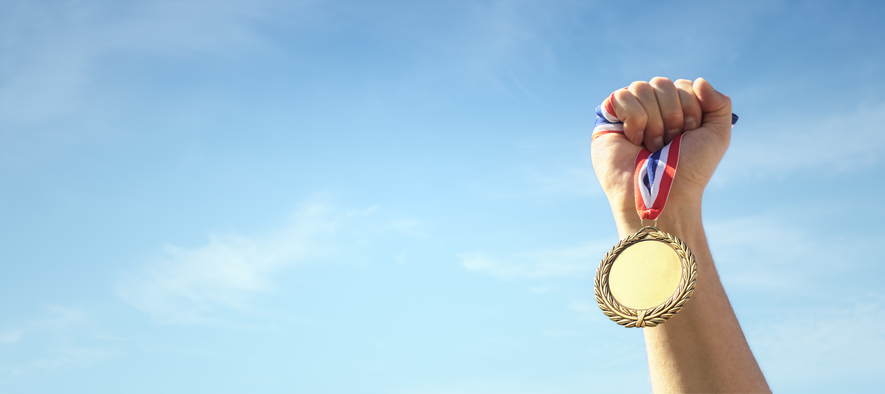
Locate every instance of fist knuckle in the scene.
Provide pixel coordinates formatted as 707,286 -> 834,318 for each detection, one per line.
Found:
629,81 -> 653,94
627,112 -> 648,128
663,110 -> 683,125
650,76 -> 673,87
675,79 -> 693,89
646,121 -> 664,135
613,89 -> 633,101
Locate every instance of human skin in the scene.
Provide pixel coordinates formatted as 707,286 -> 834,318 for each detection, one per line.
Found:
591,77 -> 770,393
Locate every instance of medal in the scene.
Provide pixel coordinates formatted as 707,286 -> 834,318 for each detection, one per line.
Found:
594,225 -> 696,327
590,98 -> 736,328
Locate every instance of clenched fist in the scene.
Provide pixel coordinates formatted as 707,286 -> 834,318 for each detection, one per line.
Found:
591,77 -> 733,230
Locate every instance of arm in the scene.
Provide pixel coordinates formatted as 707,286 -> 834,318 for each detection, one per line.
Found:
591,77 -> 769,393
615,207 -> 768,392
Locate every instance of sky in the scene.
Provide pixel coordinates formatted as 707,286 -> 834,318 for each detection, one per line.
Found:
1,0 -> 884,392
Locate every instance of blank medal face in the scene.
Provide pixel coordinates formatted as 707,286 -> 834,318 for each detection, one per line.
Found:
608,240 -> 682,310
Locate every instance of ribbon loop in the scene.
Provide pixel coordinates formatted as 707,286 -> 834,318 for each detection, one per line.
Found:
634,136 -> 681,220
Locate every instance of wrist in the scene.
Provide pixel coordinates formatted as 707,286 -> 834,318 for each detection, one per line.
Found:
609,199 -> 703,240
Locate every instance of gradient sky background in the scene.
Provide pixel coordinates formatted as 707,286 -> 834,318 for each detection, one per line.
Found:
2,0 -> 884,393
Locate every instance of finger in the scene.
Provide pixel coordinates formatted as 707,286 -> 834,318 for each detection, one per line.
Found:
693,77 -> 732,120
650,77 -> 682,145
675,79 -> 702,132
628,81 -> 664,151
692,78 -> 733,142
611,88 -> 646,146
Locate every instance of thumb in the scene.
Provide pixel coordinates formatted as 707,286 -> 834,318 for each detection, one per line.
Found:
693,77 -> 732,129
694,78 -> 730,113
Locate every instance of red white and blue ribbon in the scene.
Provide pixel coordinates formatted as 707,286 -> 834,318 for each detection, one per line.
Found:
592,93 -> 624,141
592,94 -> 738,220
633,135 -> 682,220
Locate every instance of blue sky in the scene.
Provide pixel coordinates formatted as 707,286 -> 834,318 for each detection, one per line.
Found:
1,0 -> 884,392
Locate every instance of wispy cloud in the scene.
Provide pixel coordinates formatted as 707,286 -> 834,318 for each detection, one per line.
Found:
0,0 -> 312,125
0,0 -> 566,127
0,305 -> 116,378
706,210 -> 882,297
116,200 -> 424,325
116,202 -> 337,325
459,239 -> 612,281
455,1 -> 558,77
596,1 -> 783,78
748,292 -> 885,389
370,0 -> 573,102
522,162 -> 601,199
718,101 -> 885,181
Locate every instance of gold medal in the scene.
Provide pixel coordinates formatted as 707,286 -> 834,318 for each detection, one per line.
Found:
594,226 -> 696,328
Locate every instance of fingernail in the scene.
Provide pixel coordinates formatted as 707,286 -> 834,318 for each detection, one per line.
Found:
685,117 -> 698,130
653,136 -> 663,151
634,132 -> 644,145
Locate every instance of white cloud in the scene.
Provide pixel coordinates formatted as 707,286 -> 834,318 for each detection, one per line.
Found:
116,201 -> 424,325
591,1 -> 784,78
459,239 -> 612,281
456,1 -> 558,76
0,305 -> 116,378
0,0 -> 313,125
522,162 -> 602,199
0,0 -> 562,127
116,202 -> 337,324
747,292 -> 885,389
706,210 -> 881,298
376,0 -> 571,101
381,218 -> 427,239
396,380 -> 575,394
702,210 -> 885,388
719,101 -> 885,181
394,366 -> 650,394
8,347 -> 116,377
0,330 -> 22,344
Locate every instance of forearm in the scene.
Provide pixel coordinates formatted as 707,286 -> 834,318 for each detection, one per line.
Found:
610,202 -> 770,393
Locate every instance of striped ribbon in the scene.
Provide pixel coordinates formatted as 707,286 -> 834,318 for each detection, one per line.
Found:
592,94 -> 738,220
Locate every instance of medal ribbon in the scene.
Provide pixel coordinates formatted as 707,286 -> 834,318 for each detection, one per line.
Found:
592,93 -> 738,220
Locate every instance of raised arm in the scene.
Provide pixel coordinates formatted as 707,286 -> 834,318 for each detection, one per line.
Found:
591,77 -> 769,392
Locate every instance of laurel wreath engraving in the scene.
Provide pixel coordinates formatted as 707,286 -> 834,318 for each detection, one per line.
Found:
594,226 -> 697,328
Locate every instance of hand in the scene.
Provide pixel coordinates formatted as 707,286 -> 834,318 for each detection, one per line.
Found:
591,77 -> 733,225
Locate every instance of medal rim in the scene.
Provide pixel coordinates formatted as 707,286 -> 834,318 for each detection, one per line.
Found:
594,226 -> 697,328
